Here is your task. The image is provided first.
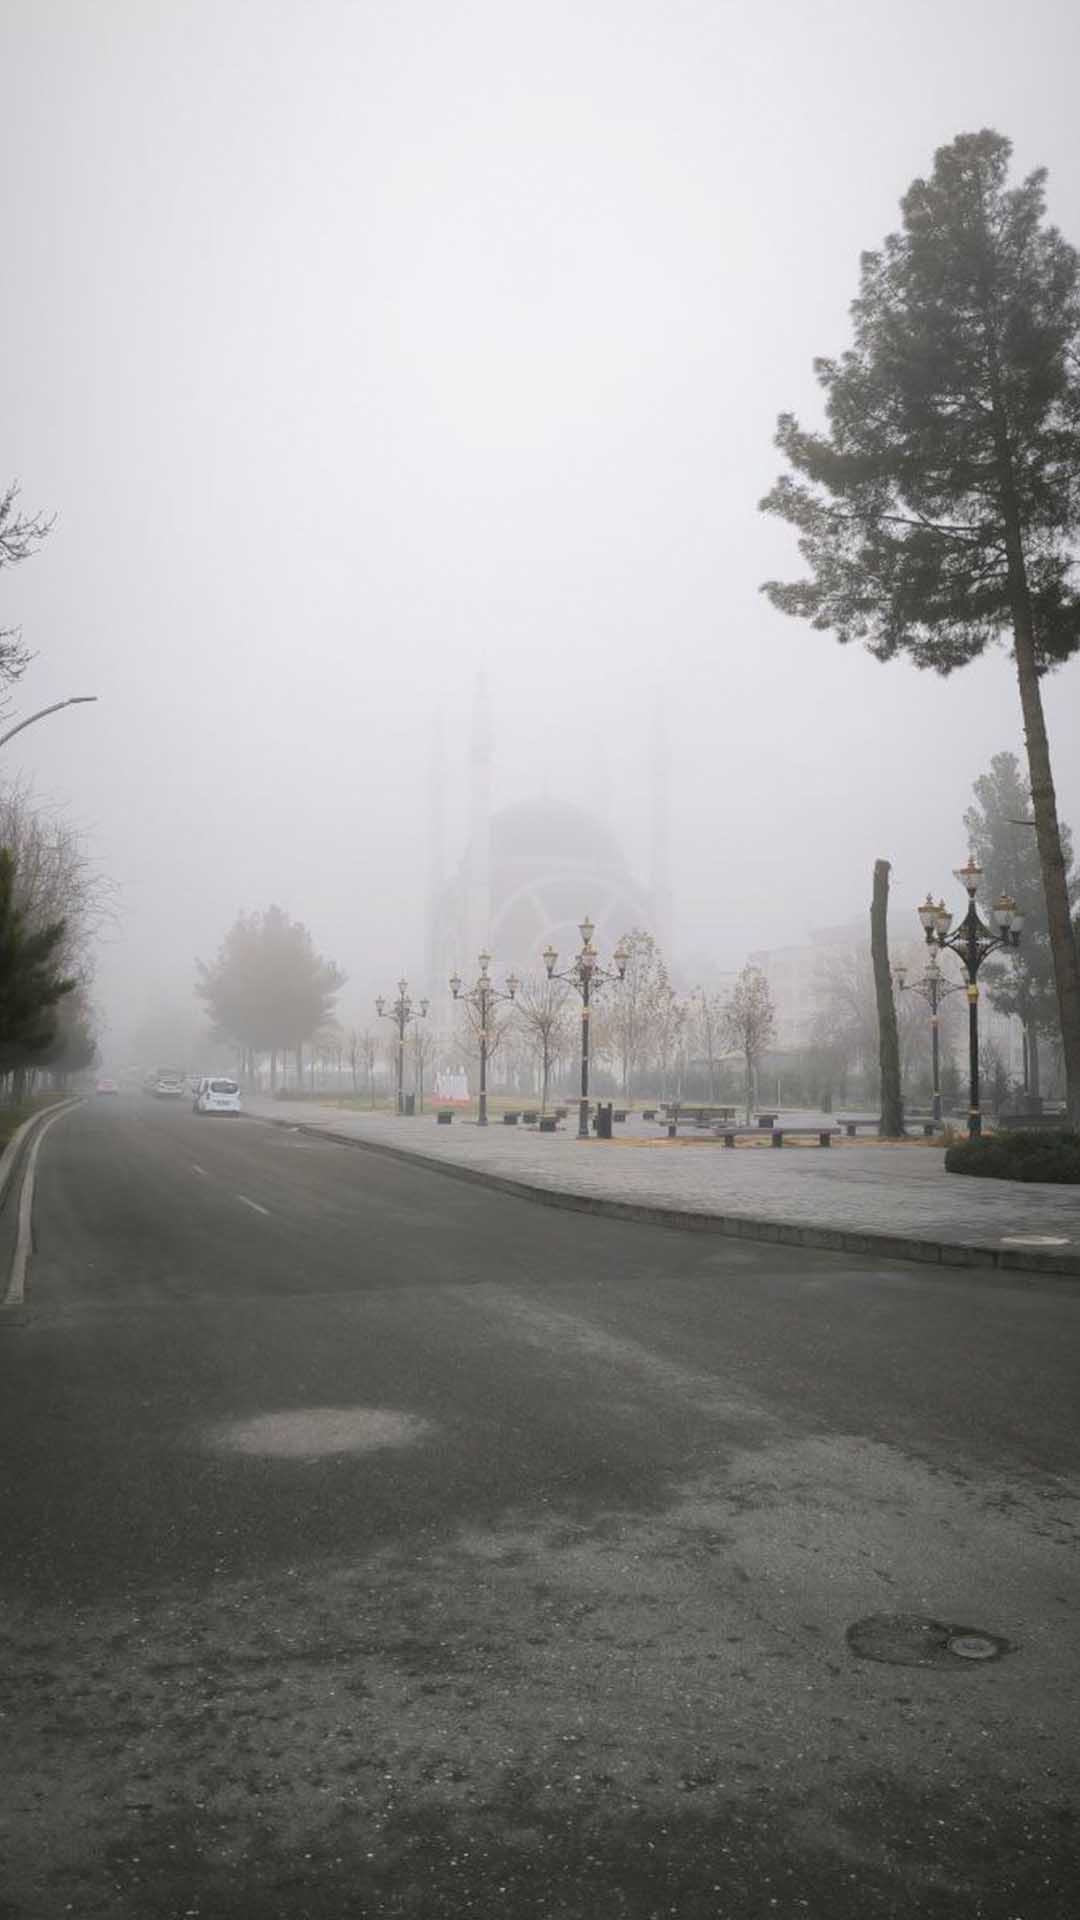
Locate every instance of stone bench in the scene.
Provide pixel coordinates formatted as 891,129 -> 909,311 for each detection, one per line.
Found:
719,1126 -> 838,1149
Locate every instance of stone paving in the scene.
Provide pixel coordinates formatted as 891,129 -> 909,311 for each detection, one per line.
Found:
243,1098 -> 1080,1262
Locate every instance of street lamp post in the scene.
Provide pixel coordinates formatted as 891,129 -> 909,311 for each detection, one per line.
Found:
894,953 -> 965,1128
375,979 -> 429,1115
543,916 -> 629,1141
0,696 -> 98,751
450,951 -> 519,1127
917,859 -> 1023,1137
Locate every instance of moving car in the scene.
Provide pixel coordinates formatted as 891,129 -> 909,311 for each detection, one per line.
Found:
95,1077 -> 119,1096
195,1077 -> 242,1116
153,1067 -> 187,1098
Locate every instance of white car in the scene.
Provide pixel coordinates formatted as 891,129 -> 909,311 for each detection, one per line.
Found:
195,1077 -> 242,1116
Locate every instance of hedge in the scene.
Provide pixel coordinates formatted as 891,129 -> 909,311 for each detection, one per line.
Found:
945,1128 -> 1080,1183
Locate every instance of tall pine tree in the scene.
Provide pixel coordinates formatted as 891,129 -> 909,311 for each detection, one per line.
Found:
760,129 -> 1080,1124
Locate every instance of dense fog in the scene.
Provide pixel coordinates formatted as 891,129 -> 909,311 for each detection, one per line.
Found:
3,0 -> 1080,1060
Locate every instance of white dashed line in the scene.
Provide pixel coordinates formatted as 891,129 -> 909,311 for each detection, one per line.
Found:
236,1194 -> 270,1216
191,1164 -> 207,1177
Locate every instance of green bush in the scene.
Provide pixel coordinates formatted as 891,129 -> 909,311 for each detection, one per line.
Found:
945,1128 -> 1080,1183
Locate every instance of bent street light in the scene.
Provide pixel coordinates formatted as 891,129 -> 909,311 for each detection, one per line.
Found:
0,696 -> 98,752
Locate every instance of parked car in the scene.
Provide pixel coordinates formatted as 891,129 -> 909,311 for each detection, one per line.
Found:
195,1077 -> 242,1116
95,1077 -> 119,1096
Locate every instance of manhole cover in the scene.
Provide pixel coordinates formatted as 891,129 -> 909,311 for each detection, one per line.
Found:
946,1633 -> 1000,1661
846,1614 -> 1011,1667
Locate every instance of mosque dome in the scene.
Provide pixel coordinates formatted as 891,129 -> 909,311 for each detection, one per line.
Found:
490,799 -> 626,872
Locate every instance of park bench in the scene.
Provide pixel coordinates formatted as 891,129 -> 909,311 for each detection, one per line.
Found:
538,1116 -> 557,1133
436,1111 -> 454,1125
522,1111 -> 539,1125
660,1103 -> 737,1130
717,1125 -> 839,1149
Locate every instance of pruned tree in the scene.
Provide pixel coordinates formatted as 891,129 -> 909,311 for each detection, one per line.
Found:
512,972 -> 573,1112
722,966 -> 776,1123
964,750 -> 1077,1099
872,860 -> 904,1137
760,128 -> 1080,1125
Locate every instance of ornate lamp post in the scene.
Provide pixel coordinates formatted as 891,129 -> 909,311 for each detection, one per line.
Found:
894,953 -> 964,1128
543,916 -> 629,1140
450,950 -> 519,1127
918,859 -> 1023,1137
375,979 -> 429,1115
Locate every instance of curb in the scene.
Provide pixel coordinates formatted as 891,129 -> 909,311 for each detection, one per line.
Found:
0,1096 -> 83,1209
252,1113 -> 1080,1280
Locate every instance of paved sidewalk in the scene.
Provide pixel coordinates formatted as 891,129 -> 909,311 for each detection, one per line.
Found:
242,1098 -> 1080,1274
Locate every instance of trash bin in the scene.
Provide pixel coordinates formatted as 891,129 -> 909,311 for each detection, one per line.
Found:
596,1102 -> 614,1140
403,1093 -> 416,1116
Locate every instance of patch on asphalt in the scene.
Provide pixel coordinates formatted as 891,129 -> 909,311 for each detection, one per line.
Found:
846,1613 -> 1012,1667
206,1406 -> 433,1458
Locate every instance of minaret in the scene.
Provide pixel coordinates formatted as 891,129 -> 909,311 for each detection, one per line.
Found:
425,705 -> 446,998
650,698 -> 673,954
466,669 -> 493,966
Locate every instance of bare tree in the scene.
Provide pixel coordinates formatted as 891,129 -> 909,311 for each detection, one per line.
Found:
360,1030 -> 378,1106
512,973 -> 572,1112
0,483 -> 51,694
688,987 -> 726,1100
722,967 -> 776,1123
411,1021 -> 438,1112
608,929 -> 666,1098
0,777 -> 114,985
653,982 -> 688,1101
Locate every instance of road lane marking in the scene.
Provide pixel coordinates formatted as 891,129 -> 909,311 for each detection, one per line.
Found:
235,1194 -> 270,1216
3,1103 -> 81,1308
191,1164 -> 208,1177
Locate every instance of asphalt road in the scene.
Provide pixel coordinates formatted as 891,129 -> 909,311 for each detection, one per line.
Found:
1,1095 -> 1078,1919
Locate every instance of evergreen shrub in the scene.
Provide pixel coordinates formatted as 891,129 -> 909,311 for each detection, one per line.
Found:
945,1129 -> 1080,1183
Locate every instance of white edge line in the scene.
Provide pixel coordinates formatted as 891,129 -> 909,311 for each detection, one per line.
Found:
235,1194 -> 270,1216
3,1102 -> 81,1308
0,1095 -> 82,1208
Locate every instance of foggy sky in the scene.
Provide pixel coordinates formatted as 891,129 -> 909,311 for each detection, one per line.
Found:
4,0 -> 1080,1052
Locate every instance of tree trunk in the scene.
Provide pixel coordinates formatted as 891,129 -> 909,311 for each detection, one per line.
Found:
1010,636 -> 1080,1124
1027,1024 -> 1042,1100
987,365 -> 1080,1127
871,859 -> 904,1137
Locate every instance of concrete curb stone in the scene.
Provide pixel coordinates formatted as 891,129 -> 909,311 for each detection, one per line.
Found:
252,1112 -> 1080,1279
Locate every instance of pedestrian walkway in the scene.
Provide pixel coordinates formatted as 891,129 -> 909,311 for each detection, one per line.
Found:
242,1098 -> 1080,1274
